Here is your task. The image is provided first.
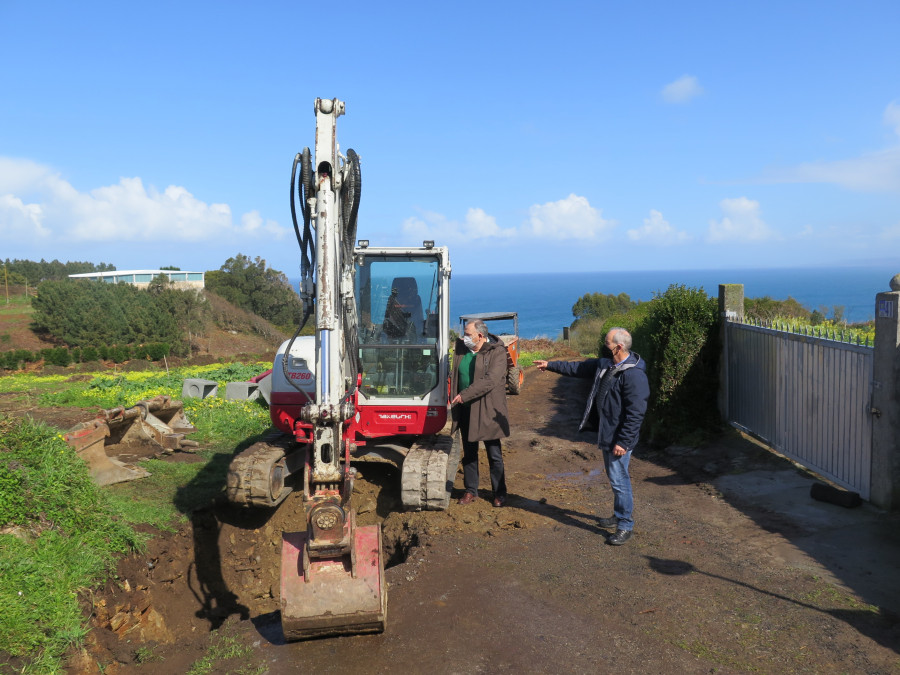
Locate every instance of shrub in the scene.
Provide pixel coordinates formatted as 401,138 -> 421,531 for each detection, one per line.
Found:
39,347 -> 72,367
0,350 -> 36,371
81,346 -> 99,362
133,343 -> 171,361
109,345 -> 131,363
640,284 -> 720,447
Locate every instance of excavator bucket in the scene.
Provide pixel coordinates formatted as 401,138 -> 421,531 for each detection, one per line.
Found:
63,395 -> 198,486
280,523 -> 386,640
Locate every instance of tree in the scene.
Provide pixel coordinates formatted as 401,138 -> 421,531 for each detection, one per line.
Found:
206,254 -> 302,329
31,279 -> 189,349
571,291 -> 637,327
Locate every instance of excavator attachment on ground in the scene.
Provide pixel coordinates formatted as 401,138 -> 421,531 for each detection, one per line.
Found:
63,395 -> 197,485
280,518 -> 386,640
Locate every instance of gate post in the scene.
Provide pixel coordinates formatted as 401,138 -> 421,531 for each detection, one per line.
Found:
718,284 -> 744,422
870,276 -> 900,510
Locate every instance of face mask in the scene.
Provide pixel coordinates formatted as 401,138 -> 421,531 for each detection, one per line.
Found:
463,335 -> 477,351
601,345 -> 614,359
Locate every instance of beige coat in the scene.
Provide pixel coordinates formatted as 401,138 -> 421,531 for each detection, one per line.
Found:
450,335 -> 510,442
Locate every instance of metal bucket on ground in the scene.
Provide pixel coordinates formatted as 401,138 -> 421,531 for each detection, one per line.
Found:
63,395 -> 198,486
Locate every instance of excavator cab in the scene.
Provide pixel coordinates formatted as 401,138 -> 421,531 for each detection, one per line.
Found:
355,245 -> 449,403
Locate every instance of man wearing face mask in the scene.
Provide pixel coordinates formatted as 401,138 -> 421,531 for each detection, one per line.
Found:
534,327 -> 649,545
450,319 -> 510,506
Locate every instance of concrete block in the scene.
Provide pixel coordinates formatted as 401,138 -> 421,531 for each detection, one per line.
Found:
225,381 -> 260,401
182,378 -> 218,399
256,372 -> 272,405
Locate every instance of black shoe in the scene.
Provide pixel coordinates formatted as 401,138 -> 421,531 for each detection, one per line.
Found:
607,529 -> 633,546
597,516 -> 618,528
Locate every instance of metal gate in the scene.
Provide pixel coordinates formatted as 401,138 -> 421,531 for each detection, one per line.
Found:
725,320 -> 874,500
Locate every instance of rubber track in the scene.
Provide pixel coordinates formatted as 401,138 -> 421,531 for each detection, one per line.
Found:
226,439 -> 293,507
400,433 -> 461,511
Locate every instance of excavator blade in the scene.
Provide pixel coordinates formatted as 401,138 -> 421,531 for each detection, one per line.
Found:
280,525 -> 386,640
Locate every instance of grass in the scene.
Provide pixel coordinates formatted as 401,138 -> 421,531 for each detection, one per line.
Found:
186,632 -> 261,675
0,362 -> 274,673
0,292 -> 34,316
801,576 -> 880,613
0,417 -> 143,672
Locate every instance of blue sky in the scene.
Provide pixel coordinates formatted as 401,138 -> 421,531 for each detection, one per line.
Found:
2,1 -> 899,276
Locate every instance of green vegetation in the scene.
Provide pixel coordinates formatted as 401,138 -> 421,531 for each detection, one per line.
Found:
638,284 -> 719,447
2,259 -> 115,286
571,291 -> 638,327
205,254 -> 303,331
186,632 -> 260,675
744,294 -> 874,344
0,363 -> 272,673
0,417 -> 143,670
30,279 -> 201,355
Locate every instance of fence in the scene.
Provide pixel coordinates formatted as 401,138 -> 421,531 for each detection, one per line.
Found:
724,317 -> 874,500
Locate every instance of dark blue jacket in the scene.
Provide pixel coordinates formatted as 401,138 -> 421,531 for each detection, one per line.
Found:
547,352 -> 649,452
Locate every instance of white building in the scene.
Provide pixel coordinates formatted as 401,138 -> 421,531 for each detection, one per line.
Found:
68,270 -> 205,290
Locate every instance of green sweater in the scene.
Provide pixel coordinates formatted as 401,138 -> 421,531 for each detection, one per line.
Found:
458,351 -> 476,403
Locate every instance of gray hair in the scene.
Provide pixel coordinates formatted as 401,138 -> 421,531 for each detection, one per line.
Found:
608,327 -> 632,351
466,320 -> 489,338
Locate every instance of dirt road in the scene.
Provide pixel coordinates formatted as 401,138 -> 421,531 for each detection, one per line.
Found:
72,366 -> 900,674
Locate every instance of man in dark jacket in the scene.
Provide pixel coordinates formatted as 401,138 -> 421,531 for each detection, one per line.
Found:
450,319 -> 510,507
535,327 -> 649,545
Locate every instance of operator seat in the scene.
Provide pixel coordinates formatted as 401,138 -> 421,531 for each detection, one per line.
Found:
382,277 -> 424,341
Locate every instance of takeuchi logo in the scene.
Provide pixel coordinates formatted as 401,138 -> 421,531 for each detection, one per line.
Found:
377,413 -> 413,421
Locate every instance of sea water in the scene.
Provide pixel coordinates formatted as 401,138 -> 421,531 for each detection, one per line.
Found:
449,266 -> 900,339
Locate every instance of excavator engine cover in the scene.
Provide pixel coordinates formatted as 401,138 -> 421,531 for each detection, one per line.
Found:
280,523 -> 386,640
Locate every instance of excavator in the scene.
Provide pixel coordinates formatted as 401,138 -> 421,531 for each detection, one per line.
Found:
225,98 -> 457,639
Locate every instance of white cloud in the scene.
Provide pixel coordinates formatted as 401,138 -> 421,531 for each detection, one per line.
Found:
526,194 -> 613,240
762,148 -> 900,193
0,157 -> 288,247
0,193 -> 49,240
402,207 -> 516,242
661,75 -> 704,104
885,101 -> 900,138
626,209 -> 691,244
756,102 -> 900,193
707,197 -> 777,243
402,194 -> 612,245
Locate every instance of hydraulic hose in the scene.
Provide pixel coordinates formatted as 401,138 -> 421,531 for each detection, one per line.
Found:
284,148 -> 316,395
341,149 -> 362,396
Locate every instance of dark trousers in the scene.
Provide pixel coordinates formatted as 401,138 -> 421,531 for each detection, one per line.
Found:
458,407 -> 507,497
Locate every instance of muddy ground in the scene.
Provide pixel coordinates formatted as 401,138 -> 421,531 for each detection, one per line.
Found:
36,365 -> 900,673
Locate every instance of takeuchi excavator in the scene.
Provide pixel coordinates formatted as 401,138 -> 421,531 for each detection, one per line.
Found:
225,98 -> 457,639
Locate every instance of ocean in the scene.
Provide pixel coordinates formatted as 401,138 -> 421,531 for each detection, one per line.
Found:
449,266 -> 900,339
